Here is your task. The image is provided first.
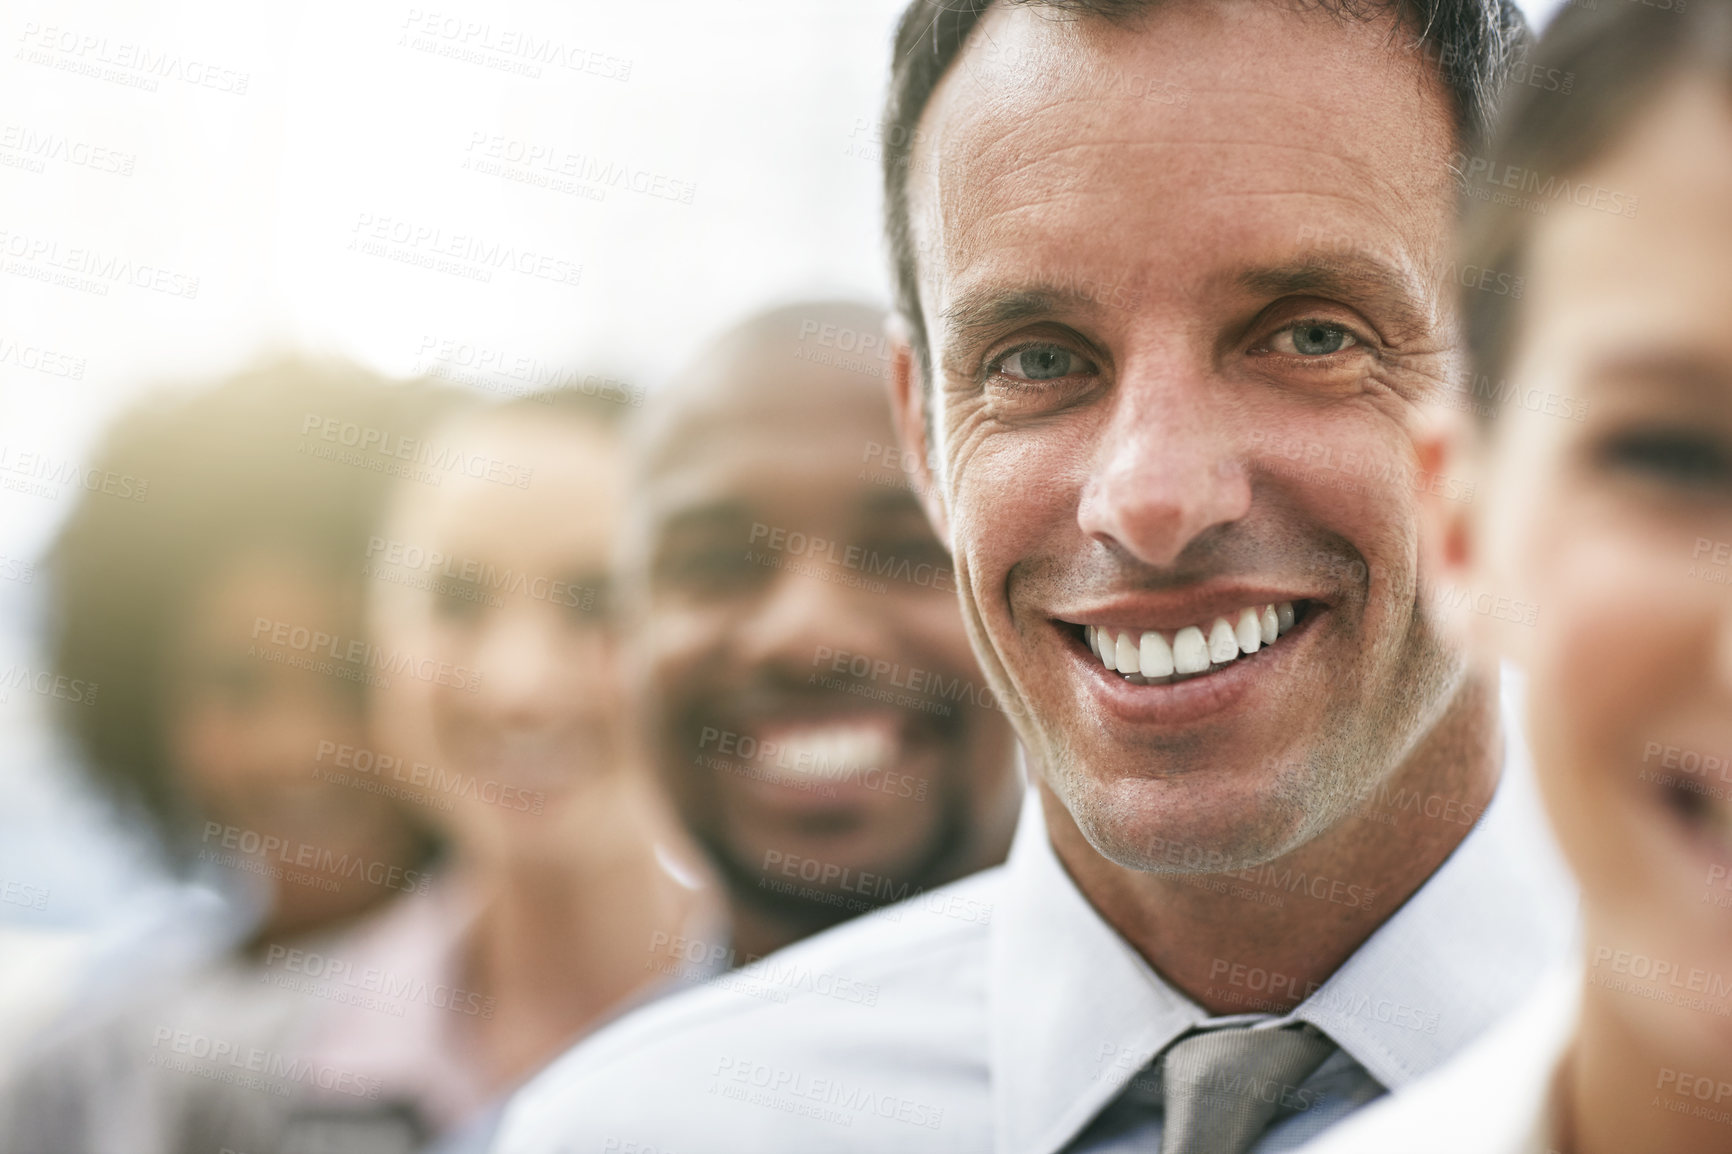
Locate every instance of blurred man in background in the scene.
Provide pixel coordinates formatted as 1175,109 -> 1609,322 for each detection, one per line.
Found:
622,300 -> 1023,968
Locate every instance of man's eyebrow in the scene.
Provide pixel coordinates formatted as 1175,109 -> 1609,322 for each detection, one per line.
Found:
654,499 -> 754,539
939,287 -> 1097,350
1237,255 -> 1430,333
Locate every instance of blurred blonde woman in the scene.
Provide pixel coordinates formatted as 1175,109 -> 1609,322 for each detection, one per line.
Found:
325,388 -> 720,1151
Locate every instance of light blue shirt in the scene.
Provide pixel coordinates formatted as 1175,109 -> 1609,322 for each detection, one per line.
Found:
492,691 -> 1576,1154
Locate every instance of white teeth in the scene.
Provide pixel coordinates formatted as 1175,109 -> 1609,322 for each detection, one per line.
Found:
1115,632 -> 1140,675
1235,608 -> 1262,654
773,725 -> 896,780
1172,626 -> 1210,674
1139,630 -> 1175,677
1207,618 -> 1239,663
1086,601 -> 1303,680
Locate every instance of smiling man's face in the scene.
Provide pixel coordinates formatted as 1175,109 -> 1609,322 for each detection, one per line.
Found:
896,0 -> 1468,872
625,309 -> 1020,923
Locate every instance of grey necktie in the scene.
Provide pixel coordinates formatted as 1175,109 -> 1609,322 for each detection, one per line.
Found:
1157,1023 -> 1336,1154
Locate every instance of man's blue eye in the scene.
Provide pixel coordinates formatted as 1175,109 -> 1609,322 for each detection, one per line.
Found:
1289,323 -> 1351,356
1001,347 -> 1084,381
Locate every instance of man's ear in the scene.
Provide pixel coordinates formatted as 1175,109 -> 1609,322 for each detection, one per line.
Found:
885,315 -> 951,544
1415,405 -> 1481,651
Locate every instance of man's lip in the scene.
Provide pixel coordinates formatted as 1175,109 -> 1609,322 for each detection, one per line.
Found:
1060,604 -> 1326,727
1054,588 -> 1327,633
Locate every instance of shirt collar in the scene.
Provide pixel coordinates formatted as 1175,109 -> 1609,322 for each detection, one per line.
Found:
988,682 -> 1577,1154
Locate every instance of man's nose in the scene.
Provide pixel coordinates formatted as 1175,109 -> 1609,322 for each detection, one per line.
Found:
736,561 -> 895,675
1075,367 -> 1252,568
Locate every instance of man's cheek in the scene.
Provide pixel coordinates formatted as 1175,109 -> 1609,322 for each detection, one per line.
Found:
643,606 -> 726,728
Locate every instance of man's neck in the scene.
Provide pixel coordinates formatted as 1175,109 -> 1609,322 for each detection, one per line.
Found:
1045,671 -> 1504,1015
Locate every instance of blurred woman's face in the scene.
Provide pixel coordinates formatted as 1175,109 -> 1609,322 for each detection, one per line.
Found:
1460,78 -> 1732,1048
168,548 -> 422,935
368,412 -> 624,859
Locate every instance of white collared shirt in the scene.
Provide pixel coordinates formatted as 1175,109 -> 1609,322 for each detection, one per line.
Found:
492,693 -> 1576,1154
1295,966 -> 1580,1154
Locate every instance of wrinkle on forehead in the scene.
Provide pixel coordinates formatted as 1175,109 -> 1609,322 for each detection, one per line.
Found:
906,0 -> 1455,316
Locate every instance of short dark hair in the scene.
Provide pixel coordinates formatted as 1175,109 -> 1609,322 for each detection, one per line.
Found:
1459,0 -> 1732,419
882,0 -> 1532,380
47,360 -> 462,860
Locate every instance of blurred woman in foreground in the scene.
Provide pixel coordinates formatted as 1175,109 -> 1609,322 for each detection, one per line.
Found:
1309,2 -> 1732,1151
